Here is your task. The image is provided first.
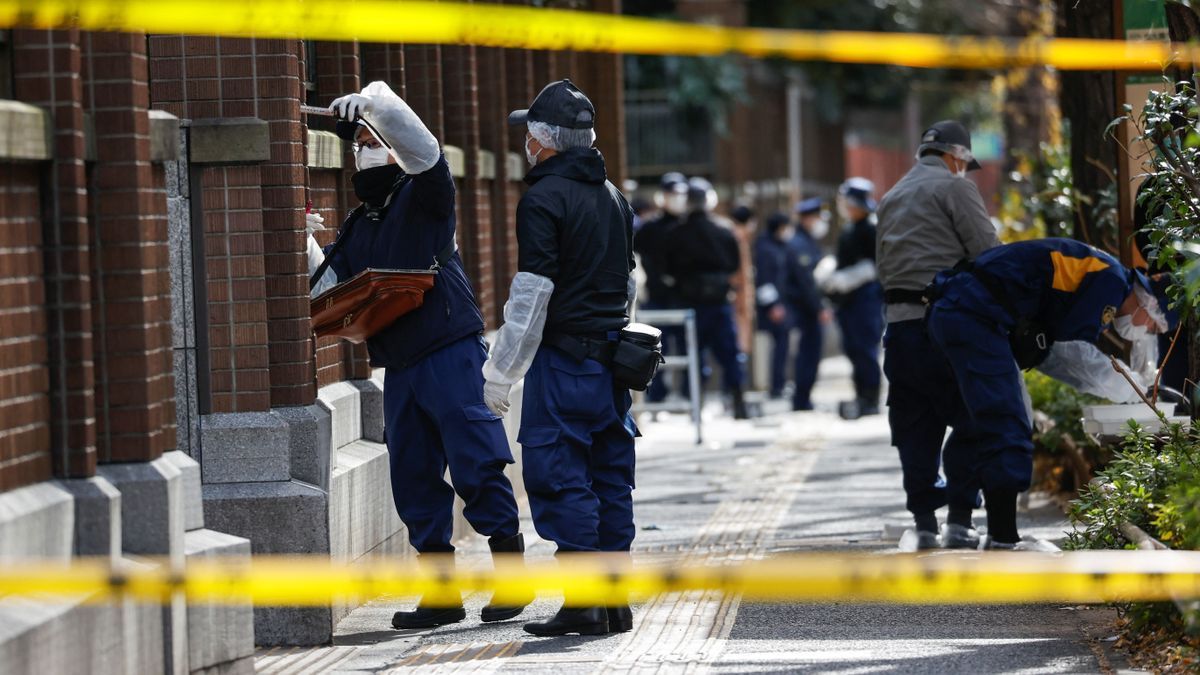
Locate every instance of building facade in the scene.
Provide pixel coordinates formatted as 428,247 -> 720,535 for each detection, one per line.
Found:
0,1 -> 625,672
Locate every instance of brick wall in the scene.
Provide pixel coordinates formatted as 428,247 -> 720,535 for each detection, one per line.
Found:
0,162 -> 52,490
13,29 -> 97,481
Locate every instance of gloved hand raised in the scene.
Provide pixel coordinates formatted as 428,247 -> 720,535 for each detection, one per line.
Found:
483,380 -> 511,417
330,93 -> 373,121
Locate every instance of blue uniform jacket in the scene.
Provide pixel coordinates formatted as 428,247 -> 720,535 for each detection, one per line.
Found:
753,234 -> 790,316
935,238 -> 1133,344
326,155 -> 485,369
787,229 -> 824,317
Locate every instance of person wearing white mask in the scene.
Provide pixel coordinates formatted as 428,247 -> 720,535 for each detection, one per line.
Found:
924,239 -> 1176,550
306,81 -> 531,631
788,198 -> 832,411
874,119 -> 999,551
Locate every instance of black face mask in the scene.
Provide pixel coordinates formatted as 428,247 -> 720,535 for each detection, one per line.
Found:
352,164 -> 406,207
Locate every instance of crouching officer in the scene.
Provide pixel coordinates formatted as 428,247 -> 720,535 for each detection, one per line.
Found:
311,82 -> 529,629
482,79 -> 639,636
876,120 -> 999,549
823,178 -> 884,419
925,238 -> 1175,549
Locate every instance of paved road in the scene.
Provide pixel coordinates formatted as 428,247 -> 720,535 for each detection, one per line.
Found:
256,359 -> 1134,674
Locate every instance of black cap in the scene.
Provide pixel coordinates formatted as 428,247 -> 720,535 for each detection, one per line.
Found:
919,120 -> 982,171
335,120 -> 361,141
730,205 -> 754,224
508,79 -> 596,129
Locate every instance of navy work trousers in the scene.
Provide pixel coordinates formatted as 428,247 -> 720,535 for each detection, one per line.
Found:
792,310 -> 823,411
882,319 -> 982,516
520,346 -> 637,553
695,303 -> 746,391
760,309 -> 792,397
926,306 -> 1035,493
383,335 -> 520,553
835,283 -> 883,399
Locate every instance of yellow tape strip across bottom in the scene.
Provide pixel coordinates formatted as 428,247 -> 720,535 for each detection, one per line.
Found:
3,551 -> 1200,606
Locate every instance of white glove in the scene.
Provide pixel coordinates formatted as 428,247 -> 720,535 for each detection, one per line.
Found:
483,380 -> 511,417
305,211 -> 325,235
330,93 -> 373,121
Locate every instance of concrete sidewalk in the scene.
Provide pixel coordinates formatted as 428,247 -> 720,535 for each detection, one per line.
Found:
254,357 -> 1136,674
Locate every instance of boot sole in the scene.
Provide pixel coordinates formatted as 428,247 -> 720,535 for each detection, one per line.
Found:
392,608 -> 466,630
607,619 -> 633,633
523,622 -> 609,637
480,605 -> 527,623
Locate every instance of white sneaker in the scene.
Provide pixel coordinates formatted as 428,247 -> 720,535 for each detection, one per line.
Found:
982,536 -> 1061,552
941,523 -> 981,550
898,528 -> 940,552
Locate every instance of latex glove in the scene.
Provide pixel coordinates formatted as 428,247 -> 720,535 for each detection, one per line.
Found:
305,211 -> 325,235
330,93 -> 373,121
822,271 -> 852,295
483,380 -> 511,417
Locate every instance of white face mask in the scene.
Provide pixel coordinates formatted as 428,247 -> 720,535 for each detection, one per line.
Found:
355,145 -> 391,171
525,136 -> 540,167
809,217 -> 830,240
955,162 -> 968,178
1113,315 -> 1150,342
663,193 -> 688,216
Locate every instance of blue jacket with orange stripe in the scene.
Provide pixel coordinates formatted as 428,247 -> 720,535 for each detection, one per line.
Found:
932,238 -> 1133,343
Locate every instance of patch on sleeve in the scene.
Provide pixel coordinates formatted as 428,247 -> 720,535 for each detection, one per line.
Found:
1050,251 -> 1110,292
1101,305 -> 1116,326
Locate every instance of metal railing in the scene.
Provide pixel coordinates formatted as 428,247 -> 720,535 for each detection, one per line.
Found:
635,308 -> 702,445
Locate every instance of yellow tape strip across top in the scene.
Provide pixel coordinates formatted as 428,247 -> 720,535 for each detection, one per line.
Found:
2,0 -> 1198,71
4,551 -> 1200,606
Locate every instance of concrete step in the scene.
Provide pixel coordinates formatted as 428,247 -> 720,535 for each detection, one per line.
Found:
184,529 -> 254,675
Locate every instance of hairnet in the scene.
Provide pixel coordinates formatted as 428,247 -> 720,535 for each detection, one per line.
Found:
528,120 -> 596,152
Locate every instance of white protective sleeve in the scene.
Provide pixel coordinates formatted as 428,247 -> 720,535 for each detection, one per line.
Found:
307,235 -> 338,298
626,274 -> 638,322
1035,340 -> 1150,403
823,259 -> 878,294
482,272 -> 556,385
359,81 -> 441,174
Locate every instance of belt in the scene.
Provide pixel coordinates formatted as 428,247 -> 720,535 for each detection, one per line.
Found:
544,332 -> 618,366
884,288 -> 927,305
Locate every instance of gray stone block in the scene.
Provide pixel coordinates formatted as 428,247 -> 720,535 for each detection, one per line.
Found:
193,656 -> 255,675
445,144 -> 465,178
185,529 -> 254,671
276,404 -> 332,490
201,480 -> 332,646
328,441 -> 403,563
0,598 -> 128,674
505,151 -> 524,182
150,109 -> 181,162
350,377 -> 385,443
162,451 -> 204,531
199,412 -> 291,484
0,482 -> 73,559
97,456 -> 185,566
318,381 -> 362,450
189,118 -> 270,164
174,349 -> 201,459
54,476 -> 121,558
163,591 -> 188,675
306,129 -> 344,169
0,100 -> 51,161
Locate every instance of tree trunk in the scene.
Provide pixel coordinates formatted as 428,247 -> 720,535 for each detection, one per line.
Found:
1002,0 -> 1057,200
1056,0 -> 1117,246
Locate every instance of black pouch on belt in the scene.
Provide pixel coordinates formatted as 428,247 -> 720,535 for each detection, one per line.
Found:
611,323 -> 665,391
1010,316 -> 1051,370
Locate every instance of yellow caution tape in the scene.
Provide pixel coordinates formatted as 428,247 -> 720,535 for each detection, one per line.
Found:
1,0 -> 1198,71
4,551 -> 1200,606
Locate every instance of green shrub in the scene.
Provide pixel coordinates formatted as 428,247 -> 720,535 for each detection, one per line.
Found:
1024,369 -> 1104,454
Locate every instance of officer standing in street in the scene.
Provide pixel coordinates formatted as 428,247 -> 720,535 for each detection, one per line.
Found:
754,212 -> 795,399
635,173 -> 688,403
482,79 -> 638,636
789,198 -> 830,412
665,177 -> 749,419
925,238 -> 1174,549
309,81 -> 530,629
875,120 -> 999,549
822,178 -> 884,419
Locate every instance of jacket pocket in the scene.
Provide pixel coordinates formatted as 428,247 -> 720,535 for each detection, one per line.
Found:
518,425 -> 566,493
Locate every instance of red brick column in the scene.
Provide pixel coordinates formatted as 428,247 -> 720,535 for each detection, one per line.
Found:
82,31 -> 175,462
504,43 -> 535,285
478,44 -> 517,320
403,46 -> 445,141
12,29 -> 96,480
360,43 -> 406,97
443,43 -> 496,327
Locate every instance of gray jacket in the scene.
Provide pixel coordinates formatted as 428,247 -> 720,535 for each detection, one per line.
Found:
875,155 -> 1000,322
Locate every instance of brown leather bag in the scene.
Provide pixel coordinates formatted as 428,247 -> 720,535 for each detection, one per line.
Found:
309,205 -> 455,343
310,268 -> 437,343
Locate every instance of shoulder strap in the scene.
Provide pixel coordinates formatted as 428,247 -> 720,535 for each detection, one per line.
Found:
432,237 -> 457,270
309,205 -> 364,291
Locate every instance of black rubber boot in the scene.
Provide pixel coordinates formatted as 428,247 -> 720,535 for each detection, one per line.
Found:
480,533 -> 533,623
606,605 -> 633,633
731,387 -> 750,420
524,606 -> 609,636
857,388 -> 881,416
392,603 -> 466,629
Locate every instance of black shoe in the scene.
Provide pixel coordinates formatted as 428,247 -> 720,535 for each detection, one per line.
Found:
524,606 -> 609,636
731,388 -> 750,420
481,533 -> 533,623
606,605 -> 633,633
392,604 -> 466,629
